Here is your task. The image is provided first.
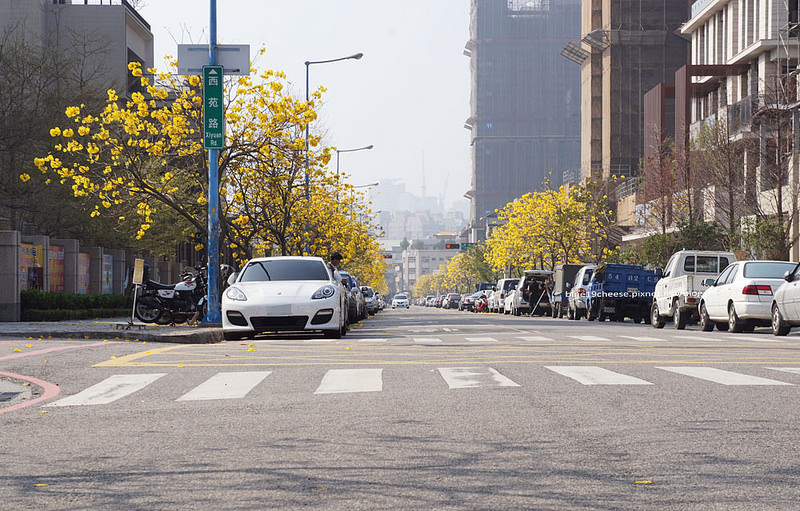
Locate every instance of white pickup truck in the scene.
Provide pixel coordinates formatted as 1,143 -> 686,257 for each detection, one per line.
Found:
651,250 -> 736,329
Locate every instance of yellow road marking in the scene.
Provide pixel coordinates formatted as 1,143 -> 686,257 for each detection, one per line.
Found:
93,345 -> 190,367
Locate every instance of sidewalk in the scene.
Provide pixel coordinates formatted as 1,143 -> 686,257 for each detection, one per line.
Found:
0,318 -> 223,344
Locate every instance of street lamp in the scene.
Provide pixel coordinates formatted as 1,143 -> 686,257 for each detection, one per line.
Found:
303,52 -> 364,254
336,144 -> 374,176
353,181 -> 379,189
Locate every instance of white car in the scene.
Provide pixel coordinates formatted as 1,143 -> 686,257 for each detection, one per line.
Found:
771,262 -> 800,336
391,294 -> 410,308
222,256 -> 348,341
567,264 -> 596,320
698,260 -> 796,333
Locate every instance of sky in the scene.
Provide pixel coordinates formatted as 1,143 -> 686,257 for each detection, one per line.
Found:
137,0 -> 472,211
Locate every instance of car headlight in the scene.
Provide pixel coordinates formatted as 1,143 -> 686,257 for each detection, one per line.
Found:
225,286 -> 247,301
312,285 -> 337,300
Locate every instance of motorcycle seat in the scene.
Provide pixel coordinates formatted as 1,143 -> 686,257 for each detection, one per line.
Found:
146,280 -> 176,290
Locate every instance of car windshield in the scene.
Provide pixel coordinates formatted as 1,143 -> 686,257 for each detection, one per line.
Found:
742,262 -> 797,279
239,259 -> 329,282
394,295 -> 407,300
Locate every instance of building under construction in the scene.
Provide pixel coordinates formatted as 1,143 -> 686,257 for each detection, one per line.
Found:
464,0 -> 581,239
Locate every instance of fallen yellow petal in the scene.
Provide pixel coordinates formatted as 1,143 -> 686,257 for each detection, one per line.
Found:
25,344 -> 32,348
33,484 -> 47,487
634,480 -> 653,484
39,410 -> 48,414
13,349 -> 21,353
110,355 -> 116,359
178,363 -> 184,367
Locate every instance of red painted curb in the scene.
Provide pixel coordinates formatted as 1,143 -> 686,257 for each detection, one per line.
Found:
0,370 -> 61,414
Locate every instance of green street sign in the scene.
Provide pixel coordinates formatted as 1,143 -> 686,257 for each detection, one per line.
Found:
461,242 -> 478,249
203,65 -> 224,150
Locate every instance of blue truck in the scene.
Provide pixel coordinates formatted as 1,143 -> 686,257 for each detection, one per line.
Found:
585,263 -> 659,323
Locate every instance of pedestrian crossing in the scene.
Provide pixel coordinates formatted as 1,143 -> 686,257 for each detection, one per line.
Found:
45,365 -> 800,407
248,334 -> 792,344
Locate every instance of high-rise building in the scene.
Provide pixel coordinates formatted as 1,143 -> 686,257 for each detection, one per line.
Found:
0,0 -> 154,100
464,0 -> 581,240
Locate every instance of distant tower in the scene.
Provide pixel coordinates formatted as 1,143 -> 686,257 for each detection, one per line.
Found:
464,0 -> 581,240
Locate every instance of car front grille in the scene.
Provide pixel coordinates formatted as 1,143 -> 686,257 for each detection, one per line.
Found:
250,316 -> 309,331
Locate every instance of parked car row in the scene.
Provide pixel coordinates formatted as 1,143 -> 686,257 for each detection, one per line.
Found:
426,250 -> 800,336
220,256 -> 384,341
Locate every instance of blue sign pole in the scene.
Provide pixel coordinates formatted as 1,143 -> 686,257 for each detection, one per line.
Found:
203,0 -> 221,325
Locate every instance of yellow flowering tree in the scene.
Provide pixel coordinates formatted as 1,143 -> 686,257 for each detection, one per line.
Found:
31,58 -> 386,283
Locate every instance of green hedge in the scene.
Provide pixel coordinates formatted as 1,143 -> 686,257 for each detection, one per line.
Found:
20,290 -> 133,322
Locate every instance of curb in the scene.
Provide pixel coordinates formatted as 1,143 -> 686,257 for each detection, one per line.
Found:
0,327 -> 224,344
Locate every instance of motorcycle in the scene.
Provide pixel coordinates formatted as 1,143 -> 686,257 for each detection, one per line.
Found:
473,294 -> 489,313
134,266 -> 214,325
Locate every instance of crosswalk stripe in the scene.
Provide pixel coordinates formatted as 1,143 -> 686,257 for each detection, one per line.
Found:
413,337 -> 443,343
670,335 -> 725,342
314,369 -> 383,394
767,368 -> 800,375
176,371 -> 271,401
47,373 -> 166,406
438,367 -> 520,389
620,336 -> 668,342
656,367 -> 793,385
465,337 -> 499,343
519,336 -> 553,341
569,336 -> 610,341
545,366 -> 653,385
359,338 -> 387,343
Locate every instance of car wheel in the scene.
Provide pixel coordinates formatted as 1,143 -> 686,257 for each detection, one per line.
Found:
728,303 -> 745,333
673,300 -> 687,330
699,302 -> 714,332
651,302 -> 665,329
772,304 -> 791,336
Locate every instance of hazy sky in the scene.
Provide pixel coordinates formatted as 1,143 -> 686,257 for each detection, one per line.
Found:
137,1 -> 472,210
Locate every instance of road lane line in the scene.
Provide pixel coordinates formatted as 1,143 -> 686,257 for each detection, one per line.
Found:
413,338 -> 443,343
438,367 -> 520,389
47,373 -> 166,406
465,337 -> 499,343
1,341 -> 109,362
314,369 -> 383,394
569,336 -> 610,341
545,366 -> 653,385
176,371 -> 271,401
767,368 -> 800,375
656,367 -> 793,385
359,338 -> 387,343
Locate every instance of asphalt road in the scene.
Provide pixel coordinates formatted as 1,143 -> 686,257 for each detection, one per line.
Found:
2,306 -> 800,510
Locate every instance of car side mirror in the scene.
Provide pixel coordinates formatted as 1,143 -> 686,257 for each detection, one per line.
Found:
703,278 -> 716,287
785,271 -> 793,282
566,282 -> 571,288
227,272 -> 238,286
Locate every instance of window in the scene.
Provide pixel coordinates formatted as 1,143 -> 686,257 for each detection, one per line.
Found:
715,265 -> 735,285
742,262 -> 797,279
240,259 -> 328,282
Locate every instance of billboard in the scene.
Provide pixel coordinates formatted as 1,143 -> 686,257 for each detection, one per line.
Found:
49,245 -> 65,292
20,243 -> 43,290
77,253 -> 91,294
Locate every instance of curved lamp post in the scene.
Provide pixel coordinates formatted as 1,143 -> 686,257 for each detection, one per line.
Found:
336,144 -> 374,176
303,52 -> 364,253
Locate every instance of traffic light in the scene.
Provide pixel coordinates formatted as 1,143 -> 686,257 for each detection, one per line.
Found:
445,243 -> 460,249
382,254 -> 393,259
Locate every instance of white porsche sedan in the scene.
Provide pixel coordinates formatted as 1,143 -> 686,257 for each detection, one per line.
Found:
222,256 -> 348,341
698,260 -> 797,333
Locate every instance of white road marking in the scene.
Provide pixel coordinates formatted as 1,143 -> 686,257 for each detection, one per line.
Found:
656,367 -> 793,385
670,335 -> 726,342
413,337 -> 443,343
545,366 -> 653,385
438,367 -> 520,389
176,371 -> 271,401
569,336 -> 610,341
519,336 -> 553,341
314,369 -> 383,394
47,373 -> 166,406
465,337 -> 499,343
359,338 -> 387,343
620,336 -> 668,342
767,367 -> 800,375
